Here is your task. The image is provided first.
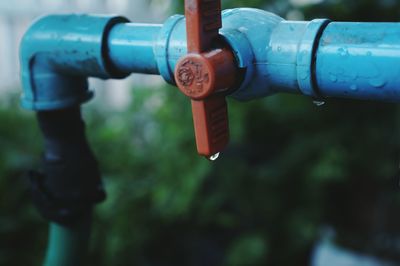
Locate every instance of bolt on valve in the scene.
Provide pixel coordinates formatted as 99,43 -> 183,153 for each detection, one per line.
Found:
175,0 -> 239,160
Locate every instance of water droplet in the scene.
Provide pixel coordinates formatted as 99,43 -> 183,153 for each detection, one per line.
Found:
313,100 -> 325,107
208,153 -> 220,161
337,47 -> 349,57
329,74 -> 338,83
369,78 -> 387,88
277,46 -> 282,52
300,72 -> 308,80
350,84 -> 358,91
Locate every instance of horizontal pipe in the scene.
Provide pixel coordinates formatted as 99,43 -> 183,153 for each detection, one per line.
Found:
316,22 -> 400,102
19,9 -> 400,111
226,13 -> 400,102
107,23 -> 162,75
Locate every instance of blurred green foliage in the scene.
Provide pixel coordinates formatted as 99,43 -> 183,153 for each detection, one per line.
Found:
0,97 -> 45,265
1,0 -> 400,265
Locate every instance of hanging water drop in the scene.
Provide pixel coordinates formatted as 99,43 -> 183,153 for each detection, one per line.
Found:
208,153 -> 220,161
313,100 -> 325,107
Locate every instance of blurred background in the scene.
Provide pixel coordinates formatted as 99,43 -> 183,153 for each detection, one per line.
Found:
1,0 -> 400,265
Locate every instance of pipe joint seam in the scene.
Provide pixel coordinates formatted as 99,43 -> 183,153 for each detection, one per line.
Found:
296,19 -> 331,98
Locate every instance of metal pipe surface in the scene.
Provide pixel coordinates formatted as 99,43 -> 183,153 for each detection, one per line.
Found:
316,22 -> 400,102
108,23 -> 162,75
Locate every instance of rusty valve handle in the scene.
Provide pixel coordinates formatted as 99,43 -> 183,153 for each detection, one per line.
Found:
175,0 -> 238,159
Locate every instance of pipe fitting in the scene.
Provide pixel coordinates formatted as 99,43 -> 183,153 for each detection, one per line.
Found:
20,14 -> 129,110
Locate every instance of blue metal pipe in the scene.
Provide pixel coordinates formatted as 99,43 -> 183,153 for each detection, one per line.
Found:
19,9 -> 400,105
316,22 -> 400,102
107,23 -> 162,75
44,215 -> 92,266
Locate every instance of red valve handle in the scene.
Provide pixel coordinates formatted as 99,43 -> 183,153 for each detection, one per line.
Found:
186,0 -> 221,53
175,0 -> 238,158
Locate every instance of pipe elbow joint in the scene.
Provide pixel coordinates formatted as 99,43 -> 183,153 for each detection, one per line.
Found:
20,14 -> 129,110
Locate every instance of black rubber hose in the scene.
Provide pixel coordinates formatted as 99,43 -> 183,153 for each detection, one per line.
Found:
29,107 -> 105,225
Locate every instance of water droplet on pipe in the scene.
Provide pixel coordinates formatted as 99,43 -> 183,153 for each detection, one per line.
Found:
313,100 -> 325,107
350,85 -> 358,91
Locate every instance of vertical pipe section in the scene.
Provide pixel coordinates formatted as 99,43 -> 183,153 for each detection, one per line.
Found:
107,23 -> 162,75
44,214 -> 92,266
33,108 -> 104,266
315,22 -> 400,101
